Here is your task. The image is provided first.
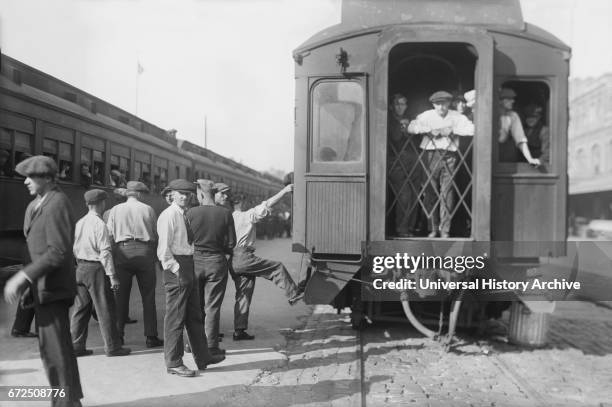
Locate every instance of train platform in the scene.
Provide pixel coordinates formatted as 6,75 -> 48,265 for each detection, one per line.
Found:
226,302 -> 612,407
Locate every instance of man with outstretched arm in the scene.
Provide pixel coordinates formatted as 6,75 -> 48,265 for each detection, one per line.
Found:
229,184 -> 305,341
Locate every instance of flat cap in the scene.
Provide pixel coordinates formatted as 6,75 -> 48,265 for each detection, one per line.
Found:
214,182 -> 230,193
84,189 -> 107,205
160,186 -> 171,197
15,155 -> 58,177
113,188 -> 127,198
500,88 -> 517,99
524,103 -> 544,118
168,179 -> 196,193
429,91 -> 453,103
195,179 -> 216,193
126,181 -> 149,192
464,90 -> 476,108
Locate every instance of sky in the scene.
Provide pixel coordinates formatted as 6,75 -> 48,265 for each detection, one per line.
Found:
0,0 -> 611,173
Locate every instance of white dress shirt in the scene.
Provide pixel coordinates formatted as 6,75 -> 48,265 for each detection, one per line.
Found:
233,201 -> 270,249
408,109 -> 475,151
74,211 -> 115,276
157,202 -> 194,274
499,110 -> 528,145
106,198 -> 157,243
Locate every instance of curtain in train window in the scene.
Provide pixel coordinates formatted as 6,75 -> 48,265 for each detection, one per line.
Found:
311,81 -> 364,163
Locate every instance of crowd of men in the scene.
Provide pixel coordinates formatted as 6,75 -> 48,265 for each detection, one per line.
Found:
3,155 -> 305,406
388,87 -> 546,238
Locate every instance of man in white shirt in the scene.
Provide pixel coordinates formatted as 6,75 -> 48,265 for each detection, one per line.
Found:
71,189 -> 131,357
157,179 -> 225,377
408,90 -> 475,238
106,181 -> 163,348
498,87 -> 541,166
227,184 -> 305,341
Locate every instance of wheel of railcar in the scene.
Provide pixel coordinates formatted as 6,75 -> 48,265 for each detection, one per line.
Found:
400,294 -> 437,338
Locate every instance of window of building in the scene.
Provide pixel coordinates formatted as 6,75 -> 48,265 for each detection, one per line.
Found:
592,144 -> 602,174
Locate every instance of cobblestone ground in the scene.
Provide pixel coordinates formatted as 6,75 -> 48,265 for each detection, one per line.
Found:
214,301 -> 612,407
362,300 -> 612,407
206,306 -> 364,407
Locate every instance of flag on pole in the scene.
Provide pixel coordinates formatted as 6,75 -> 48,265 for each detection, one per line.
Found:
137,61 -> 144,75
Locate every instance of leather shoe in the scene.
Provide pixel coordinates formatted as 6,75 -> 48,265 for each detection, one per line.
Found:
167,365 -> 196,377
198,354 -> 225,369
146,336 -> 164,348
126,317 -> 138,324
233,330 -> 255,341
106,347 -> 131,357
11,330 -> 37,338
74,349 -> 94,357
209,347 -> 226,355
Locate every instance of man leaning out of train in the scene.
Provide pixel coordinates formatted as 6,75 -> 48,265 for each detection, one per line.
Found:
71,189 -> 131,357
157,179 -> 225,377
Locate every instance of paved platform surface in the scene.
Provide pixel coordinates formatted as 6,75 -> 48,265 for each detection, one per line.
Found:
0,238 -> 311,407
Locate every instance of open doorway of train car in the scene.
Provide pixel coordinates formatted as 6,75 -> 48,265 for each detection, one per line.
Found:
386,43 -> 477,239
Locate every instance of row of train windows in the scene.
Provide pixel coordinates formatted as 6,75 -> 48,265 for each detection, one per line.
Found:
1,129 -> 266,197
310,79 -> 551,168
0,130 -> 170,192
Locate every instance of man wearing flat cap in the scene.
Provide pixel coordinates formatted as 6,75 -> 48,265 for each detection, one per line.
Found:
106,180 -> 164,348
229,184 -> 305,341
408,90 -> 474,238
4,155 -> 83,406
188,179 -> 236,355
213,182 -> 231,208
498,87 -> 541,166
71,189 -> 131,357
157,179 -> 225,377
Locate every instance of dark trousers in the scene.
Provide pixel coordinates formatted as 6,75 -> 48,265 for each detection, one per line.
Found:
229,267 -> 256,331
424,150 -> 458,235
35,300 -> 83,406
12,302 -> 35,333
113,241 -> 158,337
231,248 -> 298,330
71,261 -> 121,353
193,252 -> 228,349
164,255 -> 211,368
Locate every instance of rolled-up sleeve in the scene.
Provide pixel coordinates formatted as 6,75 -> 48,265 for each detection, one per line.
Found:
510,112 -> 527,145
454,114 -> 475,136
98,225 -> 116,277
156,212 -> 180,274
247,201 -> 270,224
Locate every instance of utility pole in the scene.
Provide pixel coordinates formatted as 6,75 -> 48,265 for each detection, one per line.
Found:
204,116 -> 208,149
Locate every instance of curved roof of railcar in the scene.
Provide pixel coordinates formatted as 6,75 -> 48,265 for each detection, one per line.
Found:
294,0 -> 570,56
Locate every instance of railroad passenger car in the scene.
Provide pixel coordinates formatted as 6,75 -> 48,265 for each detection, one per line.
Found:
292,0 -> 570,334
0,54 -> 282,264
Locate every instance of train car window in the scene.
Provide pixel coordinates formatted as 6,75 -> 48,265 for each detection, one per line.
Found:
310,80 -> 364,166
0,128 -> 13,176
110,154 -> 129,186
498,80 -> 551,166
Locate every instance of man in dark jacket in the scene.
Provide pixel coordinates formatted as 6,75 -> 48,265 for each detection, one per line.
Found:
4,155 -> 83,407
